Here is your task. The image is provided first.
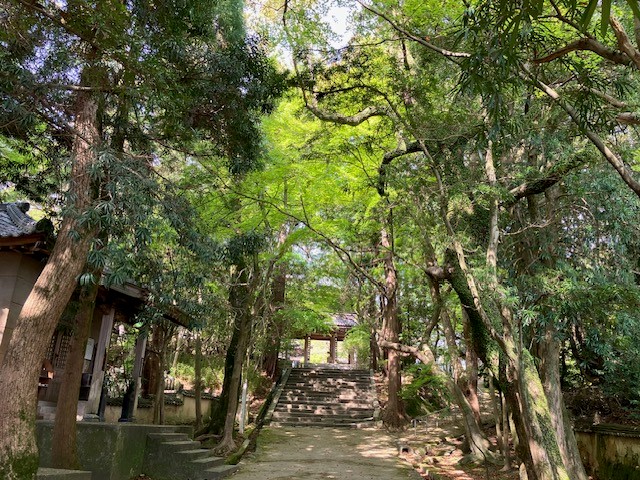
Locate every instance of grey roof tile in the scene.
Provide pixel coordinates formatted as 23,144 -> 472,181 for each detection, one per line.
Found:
332,313 -> 358,328
0,202 -> 38,238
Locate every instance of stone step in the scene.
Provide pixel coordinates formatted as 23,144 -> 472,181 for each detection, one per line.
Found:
270,418 -> 375,428
37,468 -> 92,480
275,404 -> 373,413
279,400 -> 373,409
280,393 -> 373,402
272,410 -> 373,420
271,366 -> 377,428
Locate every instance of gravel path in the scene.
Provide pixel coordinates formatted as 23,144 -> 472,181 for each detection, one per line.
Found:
229,426 -> 421,480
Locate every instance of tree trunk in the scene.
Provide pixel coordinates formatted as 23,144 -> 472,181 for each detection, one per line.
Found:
208,318 -> 240,435
537,327 -> 588,480
217,262 -> 253,453
0,89 -> 99,479
379,223 -> 405,428
152,323 -> 173,425
379,339 -> 494,460
51,275 -> 100,469
447,251 -> 571,480
461,312 -> 481,423
262,266 -> 286,379
194,333 -> 203,431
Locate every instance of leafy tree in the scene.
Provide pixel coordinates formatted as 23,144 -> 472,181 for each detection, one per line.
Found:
0,0 -> 282,476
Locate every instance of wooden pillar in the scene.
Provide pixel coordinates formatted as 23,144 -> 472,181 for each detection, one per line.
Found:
329,334 -> 337,364
304,335 -> 310,365
86,307 -> 115,414
131,331 -> 147,416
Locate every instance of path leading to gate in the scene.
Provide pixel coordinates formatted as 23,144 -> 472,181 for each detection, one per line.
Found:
230,426 -> 420,480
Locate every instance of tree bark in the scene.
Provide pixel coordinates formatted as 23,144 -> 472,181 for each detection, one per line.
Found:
0,88 -> 99,479
536,328 -> 588,480
379,339 -> 495,460
194,333 -> 203,431
379,222 -> 406,428
51,274 -> 100,469
217,262 -> 253,452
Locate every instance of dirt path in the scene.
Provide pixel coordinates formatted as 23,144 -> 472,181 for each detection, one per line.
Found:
230,426 -> 421,480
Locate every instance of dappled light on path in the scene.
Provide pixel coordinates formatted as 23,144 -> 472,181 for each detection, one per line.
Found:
228,426 -> 418,480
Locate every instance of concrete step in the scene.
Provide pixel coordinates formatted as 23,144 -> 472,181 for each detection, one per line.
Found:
143,432 -> 234,480
37,468 -> 92,480
203,464 -> 240,479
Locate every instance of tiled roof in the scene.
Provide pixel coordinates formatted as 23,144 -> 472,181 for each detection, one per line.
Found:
332,313 -> 358,328
0,202 -> 37,238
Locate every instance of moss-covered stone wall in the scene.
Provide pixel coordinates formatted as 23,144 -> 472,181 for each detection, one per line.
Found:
576,425 -> 640,480
36,421 -> 192,480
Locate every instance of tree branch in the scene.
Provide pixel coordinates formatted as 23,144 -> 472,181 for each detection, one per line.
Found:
306,103 -> 389,126
617,112 -> 640,125
533,37 -> 632,66
505,157 -> 584,206
356,1 -> 470,61
523,66 -> 640,198
610,16 -> 640,70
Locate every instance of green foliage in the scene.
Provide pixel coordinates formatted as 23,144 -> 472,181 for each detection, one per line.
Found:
400,363 -> 451,417
343,323 -> 371,367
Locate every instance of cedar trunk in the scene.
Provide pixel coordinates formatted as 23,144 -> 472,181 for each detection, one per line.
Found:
380,225 -> 405,428
51,277 -> 100,469
0,90 -> 99,479
217,262 -> 253,452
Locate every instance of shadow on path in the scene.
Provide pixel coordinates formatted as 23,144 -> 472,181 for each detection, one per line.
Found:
230,426 -> 420,480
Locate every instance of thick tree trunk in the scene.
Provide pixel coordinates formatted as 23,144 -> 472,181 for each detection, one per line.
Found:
379,339 -> 494,460
262,267 -> 286,379
217,315 -> 251,452
51,276 -> 100,469
537,328 -> 588,480
0,90 -> 99,479
447,252 -> 571,480
208,319 -> 240,435
461,312 -> 481,423
217,263 -> 253,452
379,224 -> 405,428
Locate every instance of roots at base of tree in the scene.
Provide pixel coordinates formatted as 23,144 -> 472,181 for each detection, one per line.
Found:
213,437 -> 240,456
457,450 -> 504,467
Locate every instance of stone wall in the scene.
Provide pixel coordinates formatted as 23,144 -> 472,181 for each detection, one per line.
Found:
37,421 -> 192,480
103,395 -> 213,424
576,424 -> 640,480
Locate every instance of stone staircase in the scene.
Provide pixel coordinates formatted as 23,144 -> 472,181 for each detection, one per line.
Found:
271,366 -> 378,428
143,432 -> 239,480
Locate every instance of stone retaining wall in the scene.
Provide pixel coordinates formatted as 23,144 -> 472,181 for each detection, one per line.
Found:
104,395 -> 213,424
575,423 -> 640,480
37,421 -> 192,480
